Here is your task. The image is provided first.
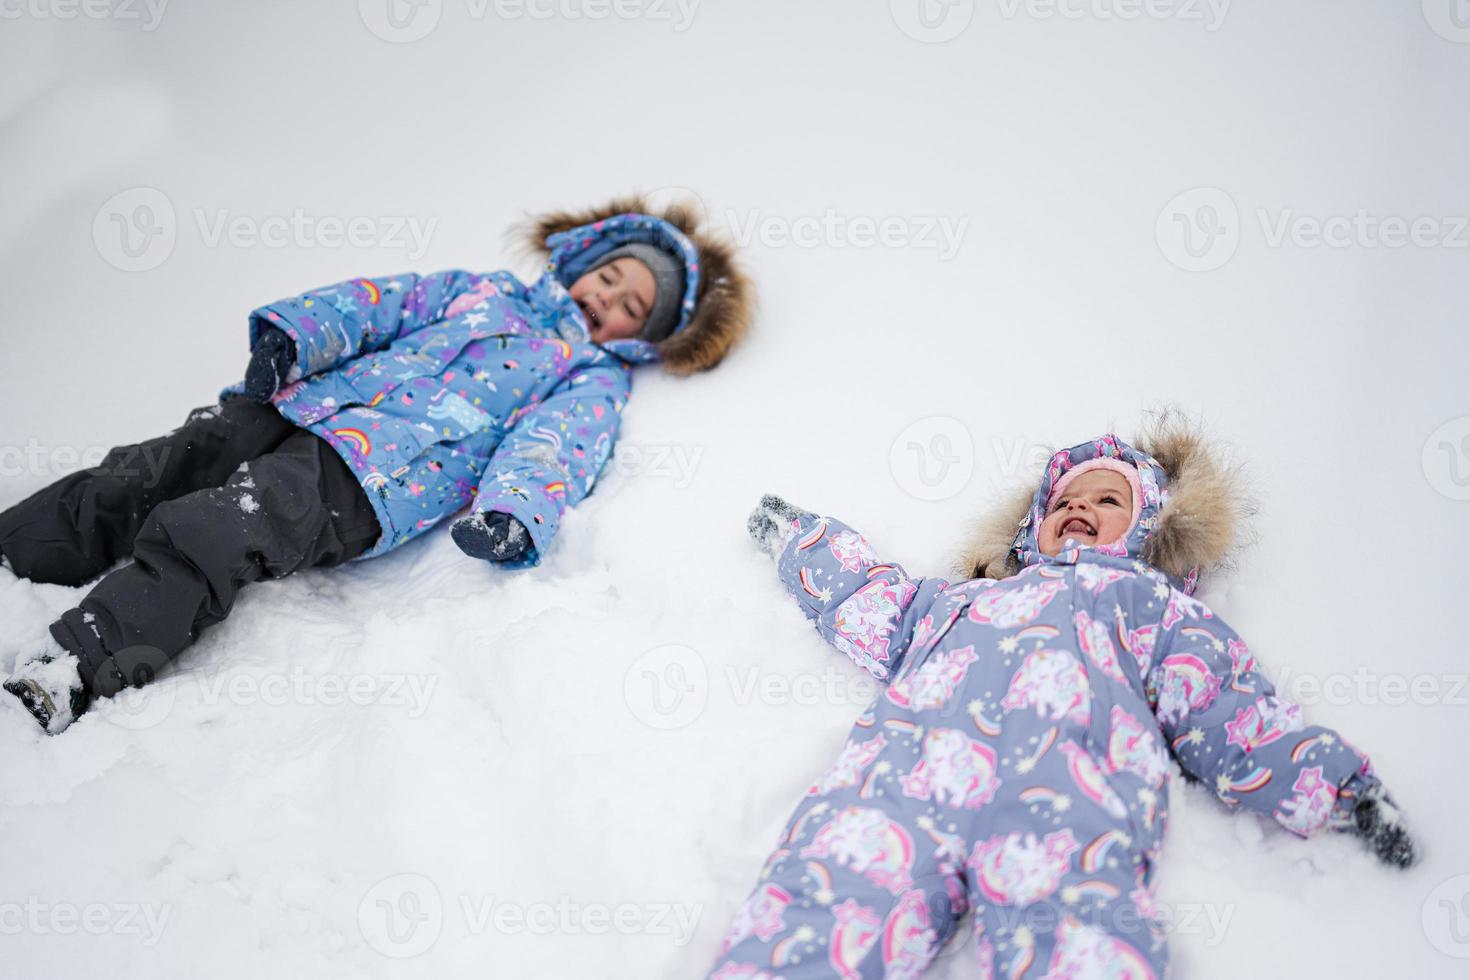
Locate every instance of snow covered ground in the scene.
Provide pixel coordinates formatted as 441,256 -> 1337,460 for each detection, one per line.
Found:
2,2 -> 1467,977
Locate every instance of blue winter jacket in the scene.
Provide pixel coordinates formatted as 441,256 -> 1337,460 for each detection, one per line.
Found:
226,212 -> 704,563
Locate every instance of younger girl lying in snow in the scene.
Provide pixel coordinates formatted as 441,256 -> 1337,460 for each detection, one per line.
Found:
715,418 -> 1415,979
0,196 -> 752,734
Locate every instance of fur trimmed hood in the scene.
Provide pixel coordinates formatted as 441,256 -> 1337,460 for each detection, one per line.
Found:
955,413 -> 1244,593
520,195 -> 754,374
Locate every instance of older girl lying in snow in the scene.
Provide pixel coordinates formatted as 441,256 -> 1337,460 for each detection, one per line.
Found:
714,418 -> 1415,979
0,196 -> 752,734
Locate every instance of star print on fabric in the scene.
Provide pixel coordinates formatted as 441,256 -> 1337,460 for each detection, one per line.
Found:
1153,581 -> 1169,600
462,312 -> 490,328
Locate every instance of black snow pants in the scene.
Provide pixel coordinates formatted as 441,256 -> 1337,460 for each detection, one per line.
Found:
0,398 -> 381,698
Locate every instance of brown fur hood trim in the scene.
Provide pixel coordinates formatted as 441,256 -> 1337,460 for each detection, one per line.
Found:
519,194 -> 754,374
955,411 -> 1249,584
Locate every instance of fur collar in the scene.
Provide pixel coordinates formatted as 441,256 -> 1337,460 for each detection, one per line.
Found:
955,411 -> 1246,583
521,194 -> 754,374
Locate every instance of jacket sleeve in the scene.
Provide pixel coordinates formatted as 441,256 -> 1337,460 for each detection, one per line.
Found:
248,270 -> 486,379
469,362 -> 630,567
1148,588 -> 1379,837
773,513 -> 948,684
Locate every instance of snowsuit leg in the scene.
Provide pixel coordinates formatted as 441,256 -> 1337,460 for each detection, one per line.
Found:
712,712 -> 1169,978
49,426 -> 380,697
711,702 -> 972,979
960,733 -> 1168,979
0,399 -> 297,586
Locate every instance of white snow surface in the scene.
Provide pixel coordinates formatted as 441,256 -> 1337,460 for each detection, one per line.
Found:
1,3 -> 1467,978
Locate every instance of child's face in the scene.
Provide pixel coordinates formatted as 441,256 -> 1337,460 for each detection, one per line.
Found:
1038,469 -> 1134,556
570,258 -> 657,342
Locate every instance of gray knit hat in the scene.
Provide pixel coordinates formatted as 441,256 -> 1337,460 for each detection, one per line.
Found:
589,243 -> 687,343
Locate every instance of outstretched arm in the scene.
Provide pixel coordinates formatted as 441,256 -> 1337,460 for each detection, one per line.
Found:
246,270 -> 488,385
748,495 -> 947,684
1149,590 -> 1417,867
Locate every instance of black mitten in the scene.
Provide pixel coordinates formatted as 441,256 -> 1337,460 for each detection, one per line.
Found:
747,494 -> 813,558
1353,783 -> 1419,869
450,510 -> 532,563
244,328 -> 297,403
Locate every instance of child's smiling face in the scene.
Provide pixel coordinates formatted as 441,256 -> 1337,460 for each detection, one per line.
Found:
1038,469 -> 1135,556
570,257 -> 657,343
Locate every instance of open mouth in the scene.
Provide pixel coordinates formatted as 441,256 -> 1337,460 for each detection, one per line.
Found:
1059,516 -> 1096,538
578,300 -> 602,332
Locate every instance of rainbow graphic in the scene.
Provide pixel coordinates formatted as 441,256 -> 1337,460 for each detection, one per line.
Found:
796,518 -> 830,551
970,707 -> 1002,738
859,767 -> 883,799
1005,942 -> 1035,980
1016,624 -> 1060,642
332,428 -> 372,456
1290,735 -> 1324,763
759,847 -> 790,879
362,471 -> 388,492
543,481 -> 567,501
1225,766 -> 1273,795
1072,879 -> 1122,902
771,935 -> 805,967
1180,627 -> 1215,643
805,861 -> 833,895
787,809 -> 825,844
854,712 -> 875,729
1081,830 -> 1129,872
1018,726 -> 1059,768
1019,786 -> 1061,807
799,566 -> 825,599
356,278 -> 381,304
367,391 -> 386,407
883,718 -> 921,737
867,563 -> 896,578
